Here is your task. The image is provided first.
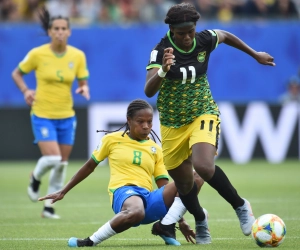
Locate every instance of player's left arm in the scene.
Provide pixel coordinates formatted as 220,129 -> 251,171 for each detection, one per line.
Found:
76,79 -> 90,100
155,178 -> 169,188
75,51 -> 90,100
153,147 -> 169,188
178,217 -> 196,244
214,29 -> 275,66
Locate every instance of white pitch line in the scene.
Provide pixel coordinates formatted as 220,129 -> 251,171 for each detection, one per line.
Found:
1,218 -> 299,227
0,198 -> 299,209
0,237 -> 299,241
0,203 -> 106,209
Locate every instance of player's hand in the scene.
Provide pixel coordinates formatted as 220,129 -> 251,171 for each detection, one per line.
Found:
178,220 -> 196,244
255,52 -> 276,66
162,47 -> 175,72
38,191 -> 65,204
76,85 -> 90,100
24,89 -> 35,106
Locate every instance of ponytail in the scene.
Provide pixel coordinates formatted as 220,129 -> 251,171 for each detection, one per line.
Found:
38,7 -> 70,36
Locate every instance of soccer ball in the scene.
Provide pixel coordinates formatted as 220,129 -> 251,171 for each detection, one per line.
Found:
251,214 -> 286,247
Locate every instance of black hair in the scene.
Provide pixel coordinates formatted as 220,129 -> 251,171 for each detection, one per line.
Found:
38,7 -> 70,36
164,2 -> 200,25
97,99 -> 161,143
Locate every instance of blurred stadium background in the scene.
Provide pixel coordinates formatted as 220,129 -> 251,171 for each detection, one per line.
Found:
0,0 -> 299,162
1,1 -> 300,249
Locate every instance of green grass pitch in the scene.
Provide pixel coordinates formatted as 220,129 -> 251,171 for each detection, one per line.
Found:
0,159 -> 299,249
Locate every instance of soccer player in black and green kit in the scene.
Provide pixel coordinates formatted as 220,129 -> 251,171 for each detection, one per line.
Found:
145,2 -> 275,244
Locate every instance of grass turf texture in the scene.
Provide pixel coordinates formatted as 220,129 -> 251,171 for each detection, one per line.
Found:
0,159 -> 299,249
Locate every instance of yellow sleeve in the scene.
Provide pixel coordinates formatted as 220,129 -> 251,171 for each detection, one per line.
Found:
91,135 -> 110,164
153,146 -> 169,181
77,51 -> 89,80
18,49 -> 37,74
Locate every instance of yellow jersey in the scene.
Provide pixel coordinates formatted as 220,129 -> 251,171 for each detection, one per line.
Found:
19,44 -> 89,119
92,131 -> 169,204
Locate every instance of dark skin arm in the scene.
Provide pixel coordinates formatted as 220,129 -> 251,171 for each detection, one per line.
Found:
215,29 -> 275,66
38,158 -> 97,203
155,178 -> 169,188
144,48 -> 174,97
144,30 -> 275,97
178,217 -> 195,244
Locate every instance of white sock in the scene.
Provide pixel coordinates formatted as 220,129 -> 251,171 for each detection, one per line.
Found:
161,197 -> 187,225
45,161 -> 68,207
33,155 -> 62,181
90,221 -> 117,245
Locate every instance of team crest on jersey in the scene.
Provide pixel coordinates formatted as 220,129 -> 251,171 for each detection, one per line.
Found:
197,51 -> 206,63
68,62 -> 74,69
151,146 -> 157,154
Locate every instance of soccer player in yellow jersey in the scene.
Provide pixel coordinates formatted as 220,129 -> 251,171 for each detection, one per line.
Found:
39,99 -> 205,247
11,8 -> 90,219
144,2 -> 275,244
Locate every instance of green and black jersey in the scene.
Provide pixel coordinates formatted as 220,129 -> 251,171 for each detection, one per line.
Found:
146,30 -> 220,128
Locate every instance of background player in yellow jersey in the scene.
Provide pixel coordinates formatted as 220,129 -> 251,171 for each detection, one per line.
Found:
11,8 -> 90,219
144,2 -> 275,244
39,99 -> 205,247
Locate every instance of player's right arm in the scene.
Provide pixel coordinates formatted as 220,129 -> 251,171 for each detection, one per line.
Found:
12,67 -> 36,106
12,49 -> 37,106
144,47 -> 175,97
38,158 -> 98,203
39,136 -> 110,203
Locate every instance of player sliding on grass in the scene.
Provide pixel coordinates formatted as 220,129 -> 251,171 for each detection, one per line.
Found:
39,99 -> 206,247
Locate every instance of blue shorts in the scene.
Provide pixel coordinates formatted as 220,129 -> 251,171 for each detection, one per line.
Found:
31,114 -> 77,145
112,186 -> 168,226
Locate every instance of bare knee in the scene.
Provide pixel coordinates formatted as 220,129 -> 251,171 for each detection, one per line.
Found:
192,143 -> 216,180
193,161 -> 215,181
121,207 -> 145,225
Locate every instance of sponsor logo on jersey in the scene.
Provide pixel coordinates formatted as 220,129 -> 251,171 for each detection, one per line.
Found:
69,62 -> 74,69
197,51 -> 206,62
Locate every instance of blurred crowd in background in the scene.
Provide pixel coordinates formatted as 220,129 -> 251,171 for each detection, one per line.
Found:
1,0 -> 299,24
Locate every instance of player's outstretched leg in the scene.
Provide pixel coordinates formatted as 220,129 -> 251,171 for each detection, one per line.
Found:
235,198 -> 255,236
68,237 -> 94,247
151,222 -> 181,245
195,208 -> 211,244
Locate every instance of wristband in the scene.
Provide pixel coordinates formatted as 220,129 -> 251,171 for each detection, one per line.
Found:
157,67 -> 167,78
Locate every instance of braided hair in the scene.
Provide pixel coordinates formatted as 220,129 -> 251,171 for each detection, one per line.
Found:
165,2 -> 200,25
38,7 -> 70,36
97,99 -> 161,143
